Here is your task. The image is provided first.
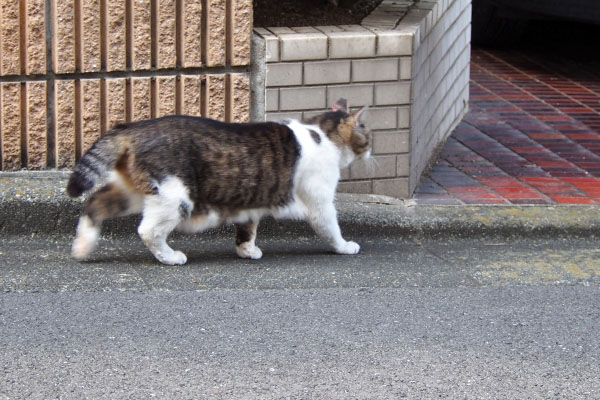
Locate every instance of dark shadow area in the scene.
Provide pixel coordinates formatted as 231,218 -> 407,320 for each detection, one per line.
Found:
253,0 -> 382,27
511,20 -> 600,62
471,20 -> 600,86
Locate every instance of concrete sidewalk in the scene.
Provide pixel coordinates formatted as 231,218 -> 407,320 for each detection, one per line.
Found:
2,171 -> 600,238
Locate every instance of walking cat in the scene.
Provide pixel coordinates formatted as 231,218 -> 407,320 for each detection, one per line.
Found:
67,98 -> 371,265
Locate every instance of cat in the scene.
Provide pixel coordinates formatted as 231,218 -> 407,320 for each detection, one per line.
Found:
66,98 -> 371,265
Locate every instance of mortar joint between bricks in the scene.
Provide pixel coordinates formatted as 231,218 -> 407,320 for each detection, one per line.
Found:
0,66 -> 251,84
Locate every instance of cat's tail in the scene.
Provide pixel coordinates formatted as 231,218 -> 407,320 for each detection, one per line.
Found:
66,129 -> 127,197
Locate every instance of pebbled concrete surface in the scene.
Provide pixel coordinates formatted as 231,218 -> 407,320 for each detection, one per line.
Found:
1,235 -> 600,293
1,286 -> 599,399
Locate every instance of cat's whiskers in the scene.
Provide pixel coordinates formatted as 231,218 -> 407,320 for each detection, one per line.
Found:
363,156 -> 379,177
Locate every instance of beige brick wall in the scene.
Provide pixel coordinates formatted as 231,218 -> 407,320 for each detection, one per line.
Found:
0,0 -> 252,170
409,0 -> 471,195
256,0 -> 471,198
257,22 -> 415,199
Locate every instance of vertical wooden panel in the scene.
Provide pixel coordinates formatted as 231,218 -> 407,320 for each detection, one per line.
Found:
182,0 -> 202,68
229,0 -> 251,66
53,0 -> 76,73
182,75 -> 202,116
1,83 -> 22,169
26,81 -> 47,168
55,80 -> 76,167
81,0 -> 101,72
156,76 -> 176,116
25,0 -> 46,74
206,74 -> 225,120
157,0 -> 176,69
81,79 -> 101,152
229,73 -> 250,122
131,77 -> 152,121
1,1 -> 21,75
105,78 -> 126,128
106,0 -> 126,71
132,0 -> 151,70
205,0 -> 226,67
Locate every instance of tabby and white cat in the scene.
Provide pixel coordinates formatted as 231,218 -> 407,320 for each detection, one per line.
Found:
67,98 -> 371,265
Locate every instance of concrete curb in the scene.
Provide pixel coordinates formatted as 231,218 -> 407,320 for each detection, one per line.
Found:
2,172 -> 600,238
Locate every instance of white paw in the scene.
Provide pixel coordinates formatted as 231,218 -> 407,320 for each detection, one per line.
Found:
335,241 -> 360,255
71,236 -> 97,260
156,250 -> 187,265
72,216 -> 99,260
236,243 -> 263,260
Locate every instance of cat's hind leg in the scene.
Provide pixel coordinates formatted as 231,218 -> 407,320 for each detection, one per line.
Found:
72,182 -> 144,259
137,177 -> 190,265
235,221 -> 262,259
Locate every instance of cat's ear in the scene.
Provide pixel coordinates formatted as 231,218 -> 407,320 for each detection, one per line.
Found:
332,98 -> 348,113
350,106 -> 368,125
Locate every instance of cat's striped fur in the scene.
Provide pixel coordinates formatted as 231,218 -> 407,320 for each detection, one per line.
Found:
67,98 -> 370,265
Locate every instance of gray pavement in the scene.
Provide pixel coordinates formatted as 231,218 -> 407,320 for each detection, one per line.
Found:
2,285 -> 599,399
1,172 -> 600,398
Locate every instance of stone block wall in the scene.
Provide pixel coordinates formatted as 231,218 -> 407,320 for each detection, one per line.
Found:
0,0 -> 252,171
409,0 -> 471,195
254,0 -> 471,198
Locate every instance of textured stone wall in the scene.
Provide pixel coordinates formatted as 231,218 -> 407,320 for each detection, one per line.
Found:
0,0 -> 252,170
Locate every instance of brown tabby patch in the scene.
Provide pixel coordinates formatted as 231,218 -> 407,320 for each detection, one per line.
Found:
73,116 -> 301,215
83,183 -> 130,225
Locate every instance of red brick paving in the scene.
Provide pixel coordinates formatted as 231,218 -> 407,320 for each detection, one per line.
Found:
414,46 -> 600,205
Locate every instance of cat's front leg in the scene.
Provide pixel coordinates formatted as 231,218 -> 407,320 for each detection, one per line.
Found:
306,200 -> 360,255
138,214 -> 188,266
235,221 -> 262,259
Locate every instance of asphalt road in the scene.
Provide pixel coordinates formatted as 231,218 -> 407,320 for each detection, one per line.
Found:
1,233 -> 599,399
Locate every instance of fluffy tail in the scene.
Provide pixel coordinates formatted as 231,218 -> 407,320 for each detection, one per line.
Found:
66,133 -> 124,197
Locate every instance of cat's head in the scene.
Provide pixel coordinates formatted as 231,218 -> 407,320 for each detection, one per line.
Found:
306,98 -> 372,164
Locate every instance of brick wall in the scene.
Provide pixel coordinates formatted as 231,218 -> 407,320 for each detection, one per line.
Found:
2,0 -> 471,200
254,0 -> 471,198
409,0 -> 471,195
0,0 -> 252,171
